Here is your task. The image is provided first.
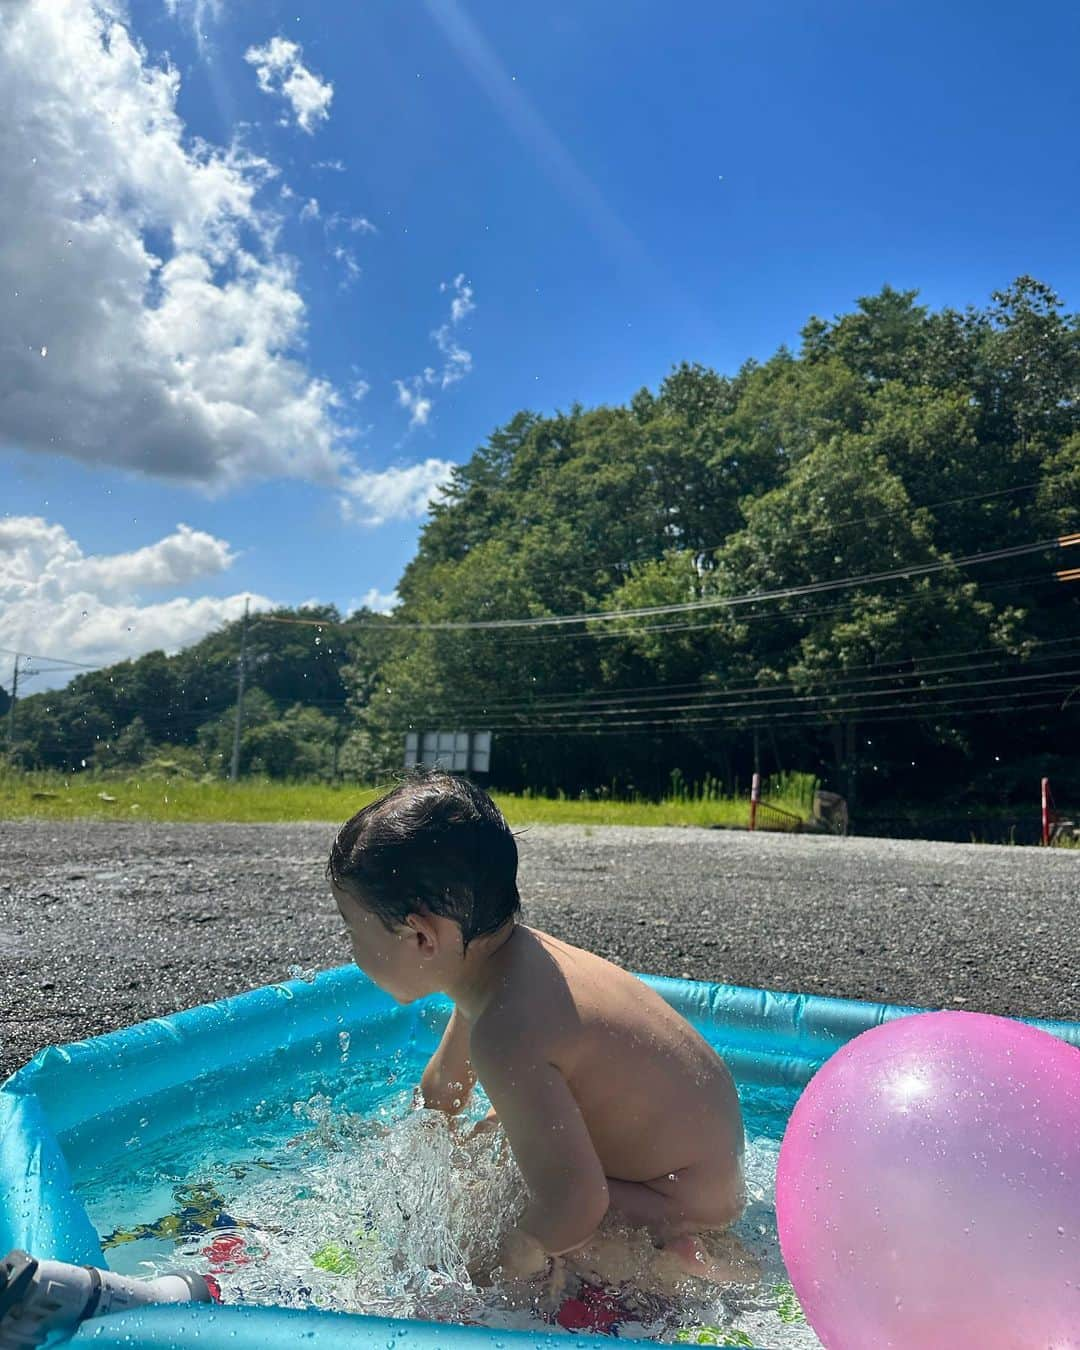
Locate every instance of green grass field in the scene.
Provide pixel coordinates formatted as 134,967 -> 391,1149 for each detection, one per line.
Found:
0,766 -> 816,830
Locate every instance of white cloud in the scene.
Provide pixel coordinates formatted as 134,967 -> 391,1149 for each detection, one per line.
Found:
349,587 -> 399,615
441,272 -> 475,324
0,515 -> 269,688
339,459 -> 455,527
432,322 -> 473,388
315,158 -> 346,172
164,0 -> 223,52
0,0 -> 350,490
394,377 -> 434,429
293,205 -> 374,285
332,244 -> 361,287
351,379 -> 371,402
244,36 -> 333,135
395,274 -> 476,425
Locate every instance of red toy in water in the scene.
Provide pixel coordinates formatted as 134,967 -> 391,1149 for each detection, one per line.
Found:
555,1282 -> 626,1334
201,1234 -> 263,1272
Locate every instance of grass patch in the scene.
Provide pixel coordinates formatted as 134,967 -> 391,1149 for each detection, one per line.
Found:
0,767 -> 816,829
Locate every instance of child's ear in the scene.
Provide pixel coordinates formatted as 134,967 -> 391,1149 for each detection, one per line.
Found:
405,912 -> 440,955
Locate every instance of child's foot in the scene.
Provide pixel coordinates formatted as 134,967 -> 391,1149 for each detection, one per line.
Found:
652,1232 -> 761,1287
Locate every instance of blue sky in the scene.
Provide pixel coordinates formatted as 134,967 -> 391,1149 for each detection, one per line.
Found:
3,0 -> 1080,688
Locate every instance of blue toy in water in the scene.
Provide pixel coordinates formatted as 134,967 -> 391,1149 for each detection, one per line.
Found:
1,967 -> 1078,1349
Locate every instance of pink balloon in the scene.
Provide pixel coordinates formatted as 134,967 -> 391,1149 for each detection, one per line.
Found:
775,1011 -> 1080,1348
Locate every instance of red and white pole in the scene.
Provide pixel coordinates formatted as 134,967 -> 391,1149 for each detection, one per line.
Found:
750,772 -> 761,832
1041,776 -> 1050,846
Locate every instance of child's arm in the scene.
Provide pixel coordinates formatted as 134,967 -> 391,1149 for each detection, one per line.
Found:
418,1006 -> 477,1113
472,1028 -> 609,1275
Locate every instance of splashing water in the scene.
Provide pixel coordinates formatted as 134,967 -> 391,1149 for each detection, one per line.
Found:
77,1059 -> 822,1346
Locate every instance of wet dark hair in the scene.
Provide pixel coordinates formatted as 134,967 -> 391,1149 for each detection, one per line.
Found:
326,766 -> 521,949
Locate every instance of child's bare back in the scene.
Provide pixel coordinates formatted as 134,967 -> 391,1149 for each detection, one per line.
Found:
473,925 -> 746,1241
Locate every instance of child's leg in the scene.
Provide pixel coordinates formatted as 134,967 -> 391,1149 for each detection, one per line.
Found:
603,1167 -> 760,1287
606,1156 -> 744,1239
651,1231 -> 760,1285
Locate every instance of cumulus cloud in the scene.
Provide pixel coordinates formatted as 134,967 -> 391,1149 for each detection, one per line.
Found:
350,587 -> 399,615
0,0 -> 349,490
299,196 -> 320,222
244,36 -> 333,134
0,515 -> 269,688
351,379 -> 371,402
339,460 -> 456,527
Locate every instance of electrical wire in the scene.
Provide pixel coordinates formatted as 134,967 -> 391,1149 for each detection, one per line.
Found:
324,534 -> 1078,632
380,642 -> 1080,722
458,685 -> 1079,737
397,667 -> 1080,734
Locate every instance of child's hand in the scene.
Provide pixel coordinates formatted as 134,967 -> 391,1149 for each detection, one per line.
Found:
463,1106 -> 499,1142
495,1227 -> 551,1281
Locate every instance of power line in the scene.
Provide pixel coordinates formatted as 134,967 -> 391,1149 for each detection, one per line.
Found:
391,663 -> 1080,732
446,693 -> 1074,739
204,568 -> 1056,653
456,682 -> 1079,737
13,607 -> 1075,733
381,640 -> 1080,722
0,645 -> 99,671
19,681 -> 1076,761
458,567 -> 1068,649
340,534 -> 1078,632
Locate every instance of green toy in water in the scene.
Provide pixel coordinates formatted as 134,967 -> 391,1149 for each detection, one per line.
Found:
311,1242 -> 358,1275
311,1217 -> 380,1276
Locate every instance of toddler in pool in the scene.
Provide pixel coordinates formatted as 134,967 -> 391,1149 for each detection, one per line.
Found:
327,767 -> 757,1290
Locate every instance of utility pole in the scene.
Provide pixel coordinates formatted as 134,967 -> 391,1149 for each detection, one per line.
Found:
6,653 -> 18,751
229,599 -> 250,782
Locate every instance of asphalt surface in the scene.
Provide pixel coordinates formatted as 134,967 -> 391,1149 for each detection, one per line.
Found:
1,819 -> 1077,1080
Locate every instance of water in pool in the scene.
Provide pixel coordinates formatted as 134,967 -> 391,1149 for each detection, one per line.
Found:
74,1045 -> 821,1347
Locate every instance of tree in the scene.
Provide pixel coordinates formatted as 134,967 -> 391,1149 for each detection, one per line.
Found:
12,277 -> 1077,809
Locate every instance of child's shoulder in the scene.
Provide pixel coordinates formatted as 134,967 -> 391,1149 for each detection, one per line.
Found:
472,928 -> 571,1049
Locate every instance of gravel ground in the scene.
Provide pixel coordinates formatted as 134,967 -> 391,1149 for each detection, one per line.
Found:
1,819 -> 1077,1080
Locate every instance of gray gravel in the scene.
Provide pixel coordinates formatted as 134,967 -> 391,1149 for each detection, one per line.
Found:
1,819 -> 1077,1080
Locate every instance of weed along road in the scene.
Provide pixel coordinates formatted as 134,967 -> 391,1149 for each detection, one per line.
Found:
0,819 -> 1076,1079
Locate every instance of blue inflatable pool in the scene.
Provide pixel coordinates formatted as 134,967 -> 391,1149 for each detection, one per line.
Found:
2,970 -> 1078,1348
